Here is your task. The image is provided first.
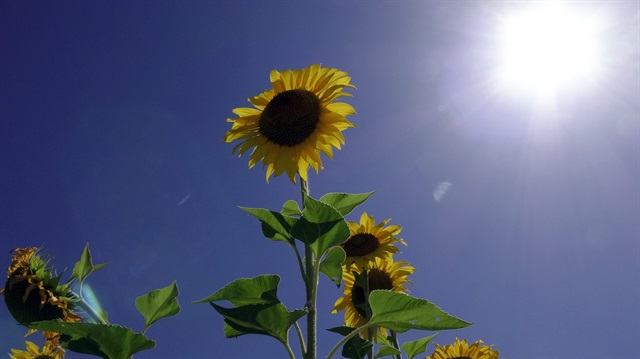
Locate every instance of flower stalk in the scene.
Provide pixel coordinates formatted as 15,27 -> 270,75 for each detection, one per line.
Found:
300,177 -> 317,359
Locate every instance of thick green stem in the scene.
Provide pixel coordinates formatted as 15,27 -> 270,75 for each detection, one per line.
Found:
300,177 -> 317,359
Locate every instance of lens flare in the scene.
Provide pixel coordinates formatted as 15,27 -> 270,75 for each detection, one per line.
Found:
81,284 -> 105,321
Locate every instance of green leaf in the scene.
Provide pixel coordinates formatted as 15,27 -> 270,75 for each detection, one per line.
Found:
281,200 -> 301,216
211,302 -> 306,344
69,243 -> 108,287
29,320 -> 155,359
319,192 -> 374,216
240,207 -> 297,245
193,274 -> 281,307
368,290 -> 471,333
402,333 -> 438,359
328,326 -> 373,359
135,281 -> 180,333
291,195 -> 350,257
375,345 -> 401,358
319,247 -> 346,286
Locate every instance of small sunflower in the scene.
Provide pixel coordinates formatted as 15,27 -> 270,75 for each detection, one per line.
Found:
224,64 -> 356,183
426,337 -> 501,359
9,341 -> 64,359
341,212 -> 406,269
332,258 -> 415,340
2,248 -> 82,350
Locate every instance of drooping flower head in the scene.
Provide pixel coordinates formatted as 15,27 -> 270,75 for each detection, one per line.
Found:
341,212 -> 406,269
2,247 -> 82,349
9,341 -> 64,359
426,337 -> 501,359
332,258 -> 415,340
224,64 -> 356,183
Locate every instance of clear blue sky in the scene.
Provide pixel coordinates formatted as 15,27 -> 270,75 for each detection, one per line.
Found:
1,1 -> 638,358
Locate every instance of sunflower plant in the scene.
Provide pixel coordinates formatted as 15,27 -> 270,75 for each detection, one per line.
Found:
2,244 -> 180,359
4,64 -> 504,359
202,64 -> 506,359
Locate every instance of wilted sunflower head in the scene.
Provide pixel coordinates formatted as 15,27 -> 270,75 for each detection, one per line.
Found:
224,64 -> 356,183
341,212 -> 406,269
332,258 -> 415,341
9,340 -> 64,359
2,247 -> 81,328
426,337 -> 501,359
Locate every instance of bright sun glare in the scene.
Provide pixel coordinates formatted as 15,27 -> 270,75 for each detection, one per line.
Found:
498,3 -> 602,95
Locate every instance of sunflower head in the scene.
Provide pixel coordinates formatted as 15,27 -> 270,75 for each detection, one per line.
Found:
341,212 -> 406,269
9,340 -> 64,359
426,337 -> 501,359
2,248 -> 81,337
224,64 -> 356,183
332,258 -> 415,341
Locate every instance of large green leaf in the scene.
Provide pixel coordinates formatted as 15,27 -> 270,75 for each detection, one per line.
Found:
319,192 -> 374,216
240,207 -> 297,245
327,326 -> 372,359
211,302 -> 307,344
69,243 -> 108,287
368,290 -> 471,333
135,281 -> 180,333
319,247 -> 346,287
29,320 -> 155,359
281,200 -> 301,216
291,195 -> 350,257
193,275 -> 280,306
402,333 -> 438,359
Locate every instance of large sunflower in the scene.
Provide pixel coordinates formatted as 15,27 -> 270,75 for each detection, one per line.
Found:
224,64 -> 356,183
342,212 -> 406,269
9,341 -> 64,359
426,337 -> 501,359
332,258 -> 415,340
2,248 -> 82,349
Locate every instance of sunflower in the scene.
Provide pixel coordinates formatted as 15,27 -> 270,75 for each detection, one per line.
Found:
332,258 -> 415,340
2,248 -> 82,350
341,212 -> 406,269
224,64 -> 356,183
426,337 -> 501,359
9,341 -> 64,359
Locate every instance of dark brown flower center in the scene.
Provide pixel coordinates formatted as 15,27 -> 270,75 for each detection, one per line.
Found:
34,355 -> 55,359
351,269 -> 394,318
4,271 -> 64,324
259,89 -> 321,147
342,233 -> 379,257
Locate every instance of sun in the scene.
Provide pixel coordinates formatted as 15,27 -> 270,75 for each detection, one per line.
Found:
497,3 -> 602,95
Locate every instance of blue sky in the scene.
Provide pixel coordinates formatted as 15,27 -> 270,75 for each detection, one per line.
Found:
1,1 -> 638,358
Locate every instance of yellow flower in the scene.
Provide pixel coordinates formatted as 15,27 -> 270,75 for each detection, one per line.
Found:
342,212 -> 406,269
332,258 -> 414,340
2,248 -> 82,351
9,341 -> 63,359
426,337 -> 501,359
224,64 -> 356,183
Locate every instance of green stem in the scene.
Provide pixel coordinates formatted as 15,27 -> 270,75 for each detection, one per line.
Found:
326,324 -> 373,359
305,249 -> 317,359
283,339 -> 297,359
294,321 -> 307,356
293,243 -> 309,292
390,330 -> 401,359
300,177 -> 317,359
